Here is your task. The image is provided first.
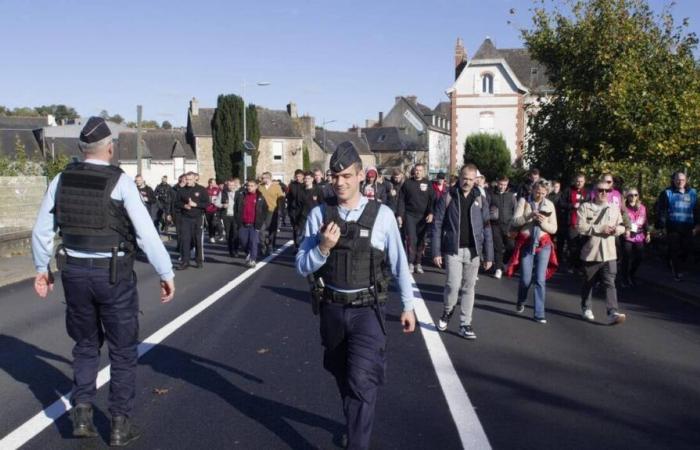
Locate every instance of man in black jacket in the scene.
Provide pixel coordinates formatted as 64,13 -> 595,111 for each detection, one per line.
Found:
154,175 -> 174,233
398,163 -> 435,274
174,172 -> 208,270
135,175 -> 157,226
386,168 -> 404,215
489,176 -> 517,279
287,169 -> 305,248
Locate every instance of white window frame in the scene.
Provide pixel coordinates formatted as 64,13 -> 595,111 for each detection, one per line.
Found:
481,73 -> 494,95
272,140 -> 284,163
479,111 -> 495,133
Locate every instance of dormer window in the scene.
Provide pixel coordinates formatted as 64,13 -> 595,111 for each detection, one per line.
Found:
481,73 -> 494,94
378,134 -> 386,143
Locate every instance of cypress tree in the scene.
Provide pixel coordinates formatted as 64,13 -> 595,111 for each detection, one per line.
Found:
246,104 -> 260,180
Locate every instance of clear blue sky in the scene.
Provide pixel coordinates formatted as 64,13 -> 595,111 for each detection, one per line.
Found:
1,0 -> 698,130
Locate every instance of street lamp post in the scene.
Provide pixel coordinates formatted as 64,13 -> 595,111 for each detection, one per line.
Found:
242,80 -> 271,182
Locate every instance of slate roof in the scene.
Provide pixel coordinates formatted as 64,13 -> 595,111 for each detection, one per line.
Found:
43,120 -> 132,139
116,130 -> 196,160
434,102 -> 451,117
314,129 -> 371,155
471,38 -> 551,93
257,108 -> 302,138
0,116 -> 49,130
43,137 -> 82,159
0,129 -> 42,158
362,127 -> 420,153
188,108 -> 215,137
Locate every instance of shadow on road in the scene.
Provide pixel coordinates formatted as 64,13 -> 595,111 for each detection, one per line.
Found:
141,345 -> 344,449
0,334 -> 103,439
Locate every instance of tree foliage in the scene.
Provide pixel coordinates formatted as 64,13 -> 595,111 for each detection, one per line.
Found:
212,94 -> 243,181
463,133 -> 512,181
0,104 -> 78,121
302,143 -> 310,171
522,0 -> 700,192
161,120 -> 173,130
246,104 -> 260,180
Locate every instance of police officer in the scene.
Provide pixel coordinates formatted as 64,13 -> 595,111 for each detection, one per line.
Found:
174,171 -> 209,269
296,141 -> 416,450
31,117 -> 175,447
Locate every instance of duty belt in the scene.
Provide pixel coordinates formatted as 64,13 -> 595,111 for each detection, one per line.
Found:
65,255 -> 112,268
322,287 -> 386,307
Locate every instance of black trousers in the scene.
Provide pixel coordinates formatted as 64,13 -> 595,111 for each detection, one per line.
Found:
260,209 -> 279,254
205,211 -> 222,239
180,214 -> 204,264
320,303 -> 386,450
492,223 -> 514,271
404,214 -> 428,265
62,263 -> 139,417
667,224 -> 694,274
581,260 -> 619,314
222,214 -> 239,256
566,228 -> 585,270
621,240 -> 645,281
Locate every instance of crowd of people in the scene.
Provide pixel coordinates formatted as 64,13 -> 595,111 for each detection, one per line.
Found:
134,163 -> 700,331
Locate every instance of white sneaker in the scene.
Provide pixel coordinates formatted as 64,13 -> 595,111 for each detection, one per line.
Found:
494,269 -> 502,279
415,264 -> 424,274
408,264 -> 414,273
582,309 -> 595,321
607,311 -> 626,325
209,237 -> 215,243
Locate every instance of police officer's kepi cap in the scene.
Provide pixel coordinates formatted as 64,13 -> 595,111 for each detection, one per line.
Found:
330,141 -> 362,173
79,116 -> 112,145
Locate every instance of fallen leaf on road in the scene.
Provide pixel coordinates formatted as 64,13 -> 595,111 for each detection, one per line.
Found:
153,388 -> 169,395
257,348 -> 270,354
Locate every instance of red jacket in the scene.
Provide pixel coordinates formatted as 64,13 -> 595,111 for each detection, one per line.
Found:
206,186 -> 221,214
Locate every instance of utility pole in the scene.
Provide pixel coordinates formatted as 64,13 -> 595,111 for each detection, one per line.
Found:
136,105 -> 143,175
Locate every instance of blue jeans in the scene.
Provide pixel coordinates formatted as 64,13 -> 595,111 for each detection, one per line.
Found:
517,244 -> 551,319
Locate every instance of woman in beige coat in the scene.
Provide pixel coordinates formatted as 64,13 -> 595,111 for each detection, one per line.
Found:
509,180 -> 558,323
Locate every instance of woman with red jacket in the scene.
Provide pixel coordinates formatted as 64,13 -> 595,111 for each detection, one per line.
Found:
621,188 -> 650,286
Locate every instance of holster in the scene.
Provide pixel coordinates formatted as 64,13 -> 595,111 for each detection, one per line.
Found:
55,245 -> 67,271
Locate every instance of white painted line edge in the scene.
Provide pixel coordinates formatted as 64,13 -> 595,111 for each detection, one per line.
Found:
0,241 -> 294,450
410,278 -> 492,450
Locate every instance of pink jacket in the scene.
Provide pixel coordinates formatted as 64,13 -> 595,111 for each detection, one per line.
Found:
624,203 -> 648,244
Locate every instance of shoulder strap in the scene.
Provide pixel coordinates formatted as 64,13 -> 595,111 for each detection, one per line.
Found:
593,206 -> 609,225
357,200 -> 380,229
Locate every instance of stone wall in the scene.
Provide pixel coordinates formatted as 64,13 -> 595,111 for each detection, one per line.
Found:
0,176 -> 47,233
195,136 -> 216,182
255,137 -> 304,183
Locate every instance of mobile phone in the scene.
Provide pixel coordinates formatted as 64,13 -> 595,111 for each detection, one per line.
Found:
540,210 -> 552,217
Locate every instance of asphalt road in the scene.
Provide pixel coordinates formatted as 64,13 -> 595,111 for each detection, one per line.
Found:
1,230 -> 699,449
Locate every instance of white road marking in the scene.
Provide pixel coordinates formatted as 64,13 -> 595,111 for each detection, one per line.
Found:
0,241 -> 293,450
411,278 -> 492,449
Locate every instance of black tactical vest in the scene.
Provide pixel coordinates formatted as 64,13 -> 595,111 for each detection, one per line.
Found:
54,162 -> 136,252
315,199 -> 389,290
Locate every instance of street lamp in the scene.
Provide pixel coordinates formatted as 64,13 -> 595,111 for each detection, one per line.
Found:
322,118 -> 337,155
242,80 -> 271,182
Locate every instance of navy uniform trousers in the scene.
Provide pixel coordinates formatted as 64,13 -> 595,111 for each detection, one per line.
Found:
62,261 -> 139,418
320,303 -> 386,450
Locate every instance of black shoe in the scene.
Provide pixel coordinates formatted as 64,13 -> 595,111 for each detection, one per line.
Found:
72,403 -> 98,438
459,324 -> 477,340
175,262 -> 188,270
110,416 -> 141,447
516,303 -> 525,314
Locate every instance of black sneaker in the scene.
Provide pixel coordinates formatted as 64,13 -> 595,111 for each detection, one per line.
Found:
516,302 -> 525,314
110,416 -> 141,447
459,325 -> 477,340
72,403 -> 97,438
437,309 -> 454,331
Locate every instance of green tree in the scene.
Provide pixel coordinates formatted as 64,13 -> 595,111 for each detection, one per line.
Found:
161,120 -> 173,130
246,104 -> 260,180
522,0 -> 700,195
302,143 -> 310,171
213,94 -> 243,181
35,104 -> 79,121
45,154 -> 71,181
463,133 -> 512,181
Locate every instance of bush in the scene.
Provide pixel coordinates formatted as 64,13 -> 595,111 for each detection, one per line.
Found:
463,133 -> 512,182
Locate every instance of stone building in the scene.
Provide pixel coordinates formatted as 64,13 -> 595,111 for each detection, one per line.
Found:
446,37 -> 551,172
362,126 -> 424,173
116,130 -> 198,187
186,98 -> 216,182
378,96 -> 451,176
313,128 -> 375,171
255,105 -> 304,183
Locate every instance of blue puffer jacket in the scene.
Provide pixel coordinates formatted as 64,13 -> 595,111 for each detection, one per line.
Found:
432,186 -> 494,261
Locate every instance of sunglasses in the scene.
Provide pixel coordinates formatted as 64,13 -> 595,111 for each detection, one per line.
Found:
628,193 -> 639,197
605,179 -> 613,184
598,188 -> 612,193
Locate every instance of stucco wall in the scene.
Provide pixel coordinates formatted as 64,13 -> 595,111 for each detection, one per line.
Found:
0,176 -> 47,233
255,137 -> 304,183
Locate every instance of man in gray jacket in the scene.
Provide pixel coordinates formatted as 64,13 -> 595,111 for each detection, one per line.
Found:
432,164 -> 494,340
577,180 -> 627,325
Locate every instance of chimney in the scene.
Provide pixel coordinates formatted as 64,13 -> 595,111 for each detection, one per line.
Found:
378,111 -> 383,126
287,102 -> 298,118
406,96 -> 417,105
395,96 -> 402,105
455,37 -> 468,80
190,97 -> 199,116
356,127 -> 362,138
